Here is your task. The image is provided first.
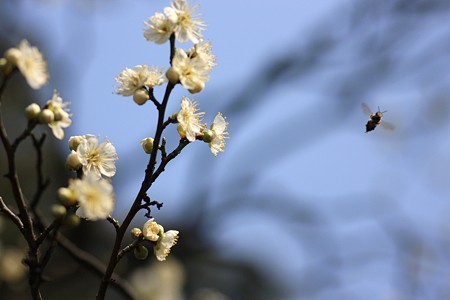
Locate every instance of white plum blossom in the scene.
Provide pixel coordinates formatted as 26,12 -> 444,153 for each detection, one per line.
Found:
142,218 -> 161,242
5,39 -> 49,89
154,229 -> 179,261
69,173 -> 115,221
177,97 -> 204,142
188,40 -> 216,71
46,90 -> 72,140
115,65 -> 164,96
165,0 -> 205,43
171,48 -> 210,93
142,219 -> 179,261
208,112 -> 229,156
75,135 -> 118,179
144,12 -> 176,44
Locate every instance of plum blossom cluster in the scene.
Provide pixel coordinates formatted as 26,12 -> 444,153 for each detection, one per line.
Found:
57,135 -> 118,221
1,40 -> 72,140
0,0 -> 228,298
131,219 -> 179,261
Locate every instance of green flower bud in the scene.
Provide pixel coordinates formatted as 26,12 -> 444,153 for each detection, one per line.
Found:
134,245 -> 149,260
140,137 -> 154,154
68,136 -> 82,151
165,67 -> 180,84
57,186 -> 78,206
4,48 -> 20,65
133,87 -> 149,105
38,109 -> 55,124
131,228 -> 142,239
63,213 -> 80,229
25,103 -> 41,121
66,151 -> 82,171
51,204 -> 67,219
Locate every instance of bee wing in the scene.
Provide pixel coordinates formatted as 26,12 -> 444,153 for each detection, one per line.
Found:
361,103 -> 373,116
380,121 -> 395,130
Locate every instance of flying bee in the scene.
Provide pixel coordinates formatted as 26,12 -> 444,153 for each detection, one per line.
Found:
361,103 -> 395,132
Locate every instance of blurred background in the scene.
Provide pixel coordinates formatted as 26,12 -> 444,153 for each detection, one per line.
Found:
1,0 -> 450,299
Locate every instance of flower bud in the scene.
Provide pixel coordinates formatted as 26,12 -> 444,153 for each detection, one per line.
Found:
68,136 -> 82,151
177,125 -> 186,139
25,103 -> 41,121
133,87 -> 149,105
63,213 -> 80,228
201,129 -> 214,143
4,48 -> 21,65
52,108 -> 63,122
51,204 -> 67,219
134,245 -> 149,260
170,112 -> 179,121
131,228 -> 142,239
57,186 -> 78,206
66,150 -> 82,171
165,67 -> 180,84
38,109 -> 55,124
140,137 -> 154,154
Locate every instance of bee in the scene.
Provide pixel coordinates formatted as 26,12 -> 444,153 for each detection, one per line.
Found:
361,103 -> 395,132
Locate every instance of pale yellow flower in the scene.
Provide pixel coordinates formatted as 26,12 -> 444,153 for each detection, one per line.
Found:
208,112 -> 229,156
144,12 -> 176,44
46,90 -> 72,140
171,48 -> 210,93
76,135 -> 118,179
154,228 -> 179,262
115,65 -> 164,96
5,39 -> 49,89
177,97 -> 204,142
165,0 -> 205,43
70,173 -> 115,221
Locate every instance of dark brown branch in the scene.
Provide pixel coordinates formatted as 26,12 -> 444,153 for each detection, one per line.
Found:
106,215 -> 120,232
31,134 -> 50,210
0,196 -> 24,229
97,36 -> 179,300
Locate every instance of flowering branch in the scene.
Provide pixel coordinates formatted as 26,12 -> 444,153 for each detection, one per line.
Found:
0,1 -> 229,299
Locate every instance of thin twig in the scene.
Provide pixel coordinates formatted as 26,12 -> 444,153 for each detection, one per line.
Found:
107,215 -> 120,232
148,88 -> 161,109
0,196 -> 24,229
31,134 -> 50,210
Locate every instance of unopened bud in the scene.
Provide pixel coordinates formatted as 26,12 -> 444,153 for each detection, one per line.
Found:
57,186 -> 78,206
131,228 -> 142,239
140,137 -> 154,154
38,109 -> 54,124
64,213 -> 80,228
134,245 -> 149,260
68,136 -> 82,151
25,103 -> 41,121
166,67 -> 180,84
133,87 -> 149,105
66,150 -> 82,171
4,48 -> 21,65
170,112 -> 179,121
51,204 -> 67,219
